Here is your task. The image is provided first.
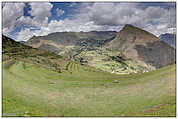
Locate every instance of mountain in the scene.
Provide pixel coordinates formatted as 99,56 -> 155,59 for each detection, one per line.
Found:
159,33 -> 176,48
27,31 -> 151,74
27,31 -> 117,55
2,35 -> 70,72
2,36 -> 176,117
106,24 -> 175,68
26,25 -> 175,74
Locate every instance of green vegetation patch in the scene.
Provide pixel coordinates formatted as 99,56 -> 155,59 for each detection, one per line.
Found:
2,60 -> 176,117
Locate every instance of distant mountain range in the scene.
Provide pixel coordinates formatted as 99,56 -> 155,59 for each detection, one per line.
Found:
27,31 -> 117,54
159,33 -> 176,48
26,24 -> 176,74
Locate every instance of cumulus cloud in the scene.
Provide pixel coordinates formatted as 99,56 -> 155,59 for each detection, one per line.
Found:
2,2 -> 25,33
77,2 -> 176,36
3,2 -> 176,41
2,2 -> 53,35
85,3 -> 138,26
16,18 -> 122,41
16,3 -> 53,28
28,3 -> 52,24
82,3 -> 175,28
56,8 -> 65,17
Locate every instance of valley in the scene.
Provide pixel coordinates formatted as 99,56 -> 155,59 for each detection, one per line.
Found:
2,24 -> 176,117
2,2 -> 176,117
27,24 -> 175,74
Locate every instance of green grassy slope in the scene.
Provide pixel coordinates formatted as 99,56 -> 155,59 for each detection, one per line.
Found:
2,60 -> 176,117
2,35 -> 69,72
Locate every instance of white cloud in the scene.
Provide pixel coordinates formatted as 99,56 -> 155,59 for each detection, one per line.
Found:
77,2 -> 176,36
56,8 -> 65,17
3,2 -> 176,41
16,16 -> 34,27
83,3 -> 174,28
143,23 -> 176,37
28,2 -> 53,24
83,3 -> 139,26
2,2 -> 53,36
167,28 -> 176,34
45,19 -> 121,34
2,2 -> 25,34
17,28 -> 34,41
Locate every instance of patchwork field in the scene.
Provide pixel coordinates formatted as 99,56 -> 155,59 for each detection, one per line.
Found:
67,47 -> 152,74
2,60 -> 176,117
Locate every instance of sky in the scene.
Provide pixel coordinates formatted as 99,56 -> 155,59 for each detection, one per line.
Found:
2,2 -> 176,41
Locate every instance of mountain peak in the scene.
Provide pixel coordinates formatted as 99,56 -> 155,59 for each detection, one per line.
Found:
124,24 -> 135,28
107,24 -> 175,68
121,24 -> 158,39
122,24 -> 143,31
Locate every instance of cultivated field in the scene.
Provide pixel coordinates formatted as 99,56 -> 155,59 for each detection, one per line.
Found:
2,60 -> 176,117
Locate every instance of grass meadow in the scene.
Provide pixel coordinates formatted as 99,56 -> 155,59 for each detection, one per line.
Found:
2,60 -> 176,117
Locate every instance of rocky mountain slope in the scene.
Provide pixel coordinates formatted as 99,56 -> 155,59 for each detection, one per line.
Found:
26,24 -> 175,74
27,31 -> 149,74
106,24 -> 175,69
159,33 -> 176,48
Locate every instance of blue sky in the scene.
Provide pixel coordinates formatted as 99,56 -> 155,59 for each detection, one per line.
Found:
4,2 -> 82,39
2,2 -> 176,41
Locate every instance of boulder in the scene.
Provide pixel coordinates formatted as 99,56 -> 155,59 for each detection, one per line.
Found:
114,80 -> 119,83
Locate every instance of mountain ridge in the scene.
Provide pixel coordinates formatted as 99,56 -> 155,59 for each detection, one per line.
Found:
26,24 -> 175,73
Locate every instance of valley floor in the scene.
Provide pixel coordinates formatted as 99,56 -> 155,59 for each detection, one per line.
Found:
2,60 -> 176,117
